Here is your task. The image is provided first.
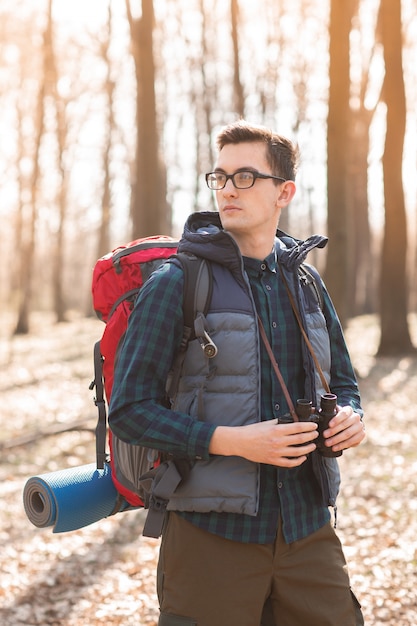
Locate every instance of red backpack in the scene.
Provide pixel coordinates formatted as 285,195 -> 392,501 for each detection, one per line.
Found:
90,235 -> 212,535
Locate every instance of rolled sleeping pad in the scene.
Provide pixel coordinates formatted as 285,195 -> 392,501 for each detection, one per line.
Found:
23,462 -> 133,533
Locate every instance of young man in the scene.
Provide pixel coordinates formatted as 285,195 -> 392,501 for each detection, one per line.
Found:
109,120 -> 365,626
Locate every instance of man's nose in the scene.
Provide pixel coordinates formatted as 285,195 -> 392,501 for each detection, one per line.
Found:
222,178 -> 237,194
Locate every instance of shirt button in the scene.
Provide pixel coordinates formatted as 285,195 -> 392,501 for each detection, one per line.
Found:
274,403 -> 280,411
266,285 -> 271,291
261,263 -> 267,270
272,321 -> 277,328
278,482 -> 283,489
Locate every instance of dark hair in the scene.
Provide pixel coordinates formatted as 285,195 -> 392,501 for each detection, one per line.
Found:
215,119 -> 300,182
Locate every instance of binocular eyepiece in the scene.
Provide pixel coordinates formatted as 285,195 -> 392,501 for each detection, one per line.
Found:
296,393 -> 342,458
278,393 -> 342,458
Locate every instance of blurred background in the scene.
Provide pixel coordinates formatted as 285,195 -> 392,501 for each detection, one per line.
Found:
1,3 -> 417,624
0,0 -> 416,351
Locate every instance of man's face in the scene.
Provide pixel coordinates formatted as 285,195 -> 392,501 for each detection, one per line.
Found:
214,141 -> 285,239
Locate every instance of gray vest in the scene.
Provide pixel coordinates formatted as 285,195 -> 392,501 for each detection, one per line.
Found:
167,258 -> 340,515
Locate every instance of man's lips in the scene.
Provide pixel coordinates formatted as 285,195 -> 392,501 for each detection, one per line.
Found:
222,205 -> 241,212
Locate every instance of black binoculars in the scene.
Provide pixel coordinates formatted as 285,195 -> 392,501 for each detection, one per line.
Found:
278,393 -> 342,458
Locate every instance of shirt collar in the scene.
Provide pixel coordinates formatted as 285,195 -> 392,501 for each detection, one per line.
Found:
243,248 -> 277,276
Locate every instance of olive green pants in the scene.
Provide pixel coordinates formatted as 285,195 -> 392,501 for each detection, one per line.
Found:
157,513 -> 363,626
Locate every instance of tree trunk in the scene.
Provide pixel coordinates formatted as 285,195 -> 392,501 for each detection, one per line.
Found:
347,107 -> 376,316
341,1 -> 378,316
44,0 -> 68,323
126,0 -> 170,238
325,0 -> 355,326
378,0 -> 415,355
97,4 -> 115,259
14,14 -> 47,334
192,0 -> 216,213
231,0 -> 245,118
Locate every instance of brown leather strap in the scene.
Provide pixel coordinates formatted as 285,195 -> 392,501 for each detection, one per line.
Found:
257,316 -> 299,422
278,264 -> 331,394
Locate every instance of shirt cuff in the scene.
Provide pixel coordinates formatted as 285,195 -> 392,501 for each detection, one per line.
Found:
186,420 -> 217,461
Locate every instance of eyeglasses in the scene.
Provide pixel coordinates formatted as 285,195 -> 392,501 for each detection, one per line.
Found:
205,170 -> 286,191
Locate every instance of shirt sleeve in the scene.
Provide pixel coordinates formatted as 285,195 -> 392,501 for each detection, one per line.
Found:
321,284 -> 363,417
108,260 -> 216,460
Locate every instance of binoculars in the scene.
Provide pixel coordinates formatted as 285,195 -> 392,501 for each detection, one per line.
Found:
279,393 -> 342,458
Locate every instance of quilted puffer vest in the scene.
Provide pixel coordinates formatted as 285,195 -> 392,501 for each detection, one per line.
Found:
167,212 -> 340,514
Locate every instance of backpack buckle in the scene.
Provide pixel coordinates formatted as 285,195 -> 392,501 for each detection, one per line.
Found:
199,330 -> 218,358
194,312 -> 218,358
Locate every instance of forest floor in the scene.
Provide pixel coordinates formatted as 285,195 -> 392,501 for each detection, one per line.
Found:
0,312 -> 417,625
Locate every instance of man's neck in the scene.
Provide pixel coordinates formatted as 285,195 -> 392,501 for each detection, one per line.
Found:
227,231 -> 275,261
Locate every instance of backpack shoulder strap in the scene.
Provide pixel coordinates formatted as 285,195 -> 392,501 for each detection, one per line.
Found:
175,252 -> 212,333
298,263 -> 324,311
142,254 -> 213,538
164,253 -> 212,399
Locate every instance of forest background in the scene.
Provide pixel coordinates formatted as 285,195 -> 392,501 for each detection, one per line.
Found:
0,0 -> 416,353
1,1 -> 417,624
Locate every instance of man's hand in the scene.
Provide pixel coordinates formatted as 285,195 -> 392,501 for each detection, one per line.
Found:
322,405 -> 365,454
209,419 -> 318,468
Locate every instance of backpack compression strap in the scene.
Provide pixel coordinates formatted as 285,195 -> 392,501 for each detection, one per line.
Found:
91,341 -> 107,469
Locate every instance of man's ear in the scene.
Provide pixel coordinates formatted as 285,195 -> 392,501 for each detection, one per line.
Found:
276,180 -> 296,207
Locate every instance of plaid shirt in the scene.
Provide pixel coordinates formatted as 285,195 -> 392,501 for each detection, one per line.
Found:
109,250 -> 361,544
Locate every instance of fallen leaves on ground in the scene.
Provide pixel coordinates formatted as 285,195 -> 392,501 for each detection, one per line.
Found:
1,313 -> 416,625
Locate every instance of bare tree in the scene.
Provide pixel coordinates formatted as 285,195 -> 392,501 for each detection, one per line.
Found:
194,0 -> 217,212
325,0 -> 356,326
43,0 -> 69,323
346,5 -> 380,316
14,19 -> 47,334
378,0 -> 415,354
231,0 -> 245,118
347,105 -> 375,316
96,3 -> 116,259
125,0 -> 169,237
